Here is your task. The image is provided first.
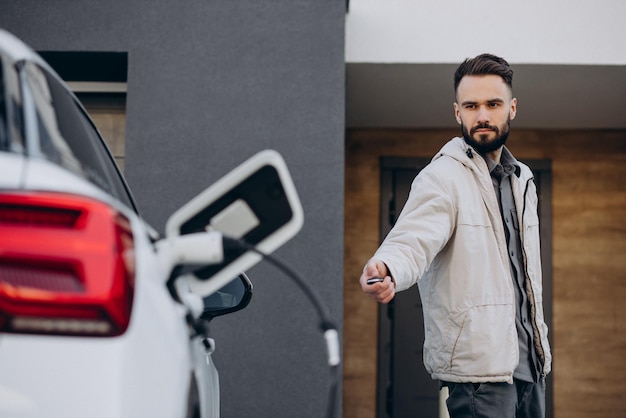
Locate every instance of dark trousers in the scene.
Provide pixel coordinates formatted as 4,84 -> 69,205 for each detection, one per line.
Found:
443,378 -> 545,418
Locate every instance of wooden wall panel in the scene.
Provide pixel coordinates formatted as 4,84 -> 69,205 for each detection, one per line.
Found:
344,129 -> 626,418
84,98 -> 127,172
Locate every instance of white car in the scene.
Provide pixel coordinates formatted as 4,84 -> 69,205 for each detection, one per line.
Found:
0,29 -> 303,418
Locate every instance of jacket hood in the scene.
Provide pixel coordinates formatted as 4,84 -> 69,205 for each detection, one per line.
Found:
432,137 -> 484,172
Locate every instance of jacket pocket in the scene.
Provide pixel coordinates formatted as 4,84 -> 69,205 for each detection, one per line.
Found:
442,303 -> 517,378
457,207 -> 491,227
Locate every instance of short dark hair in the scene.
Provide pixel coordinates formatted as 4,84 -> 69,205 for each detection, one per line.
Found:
454,53 -> 513,94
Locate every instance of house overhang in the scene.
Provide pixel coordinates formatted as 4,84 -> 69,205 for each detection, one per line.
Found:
346,62 -> 626,130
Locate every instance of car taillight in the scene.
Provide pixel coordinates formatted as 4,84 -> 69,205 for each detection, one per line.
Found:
0,192 -> 135,337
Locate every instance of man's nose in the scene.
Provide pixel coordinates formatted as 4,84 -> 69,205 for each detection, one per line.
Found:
477,106 -> 490,123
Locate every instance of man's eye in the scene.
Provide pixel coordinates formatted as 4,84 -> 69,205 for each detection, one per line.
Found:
488,102 -> 500,108
464,104 -> 476,109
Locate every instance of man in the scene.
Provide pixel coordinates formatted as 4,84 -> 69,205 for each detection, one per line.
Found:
360,54 -> 551,418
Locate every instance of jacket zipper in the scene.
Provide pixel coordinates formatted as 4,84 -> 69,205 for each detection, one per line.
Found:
520,176 -> 547,378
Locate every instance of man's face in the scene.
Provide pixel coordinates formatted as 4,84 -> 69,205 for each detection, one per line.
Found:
453,74 -> 517,155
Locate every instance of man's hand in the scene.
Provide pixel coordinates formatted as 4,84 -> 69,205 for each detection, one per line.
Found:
360,259 -> 395,304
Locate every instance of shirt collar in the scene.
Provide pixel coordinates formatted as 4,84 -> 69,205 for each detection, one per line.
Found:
486,146 -> 521,178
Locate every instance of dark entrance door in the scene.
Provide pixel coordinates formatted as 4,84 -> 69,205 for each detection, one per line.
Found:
376,156 -> 553,418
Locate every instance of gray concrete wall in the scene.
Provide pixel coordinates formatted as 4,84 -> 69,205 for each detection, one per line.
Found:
1,1 -> 345,417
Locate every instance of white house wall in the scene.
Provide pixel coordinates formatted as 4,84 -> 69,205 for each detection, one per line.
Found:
346,0 -> 626,65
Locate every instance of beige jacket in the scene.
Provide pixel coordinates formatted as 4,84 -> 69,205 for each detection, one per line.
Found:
373,137 -> 552,383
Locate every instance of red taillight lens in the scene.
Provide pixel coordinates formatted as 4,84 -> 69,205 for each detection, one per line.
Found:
0,193 -> 135,337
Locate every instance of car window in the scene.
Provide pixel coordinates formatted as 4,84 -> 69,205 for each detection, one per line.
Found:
0,60 -> 7,149
21,61 -> 136,211
0,55 -> 25,152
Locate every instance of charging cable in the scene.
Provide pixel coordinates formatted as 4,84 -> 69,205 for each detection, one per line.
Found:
222,236 -> 341,418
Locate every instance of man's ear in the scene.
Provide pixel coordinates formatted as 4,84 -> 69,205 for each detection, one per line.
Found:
453,102 -> 462,125
510,98 -> 517,120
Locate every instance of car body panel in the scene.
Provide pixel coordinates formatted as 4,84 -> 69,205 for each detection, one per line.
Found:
0,199 -> 217,418
0,153 -> 25,189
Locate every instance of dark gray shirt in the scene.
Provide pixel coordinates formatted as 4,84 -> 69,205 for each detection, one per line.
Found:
486,147 -> 540,383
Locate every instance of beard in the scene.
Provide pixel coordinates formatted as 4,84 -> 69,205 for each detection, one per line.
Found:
461,117 -> 511,155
